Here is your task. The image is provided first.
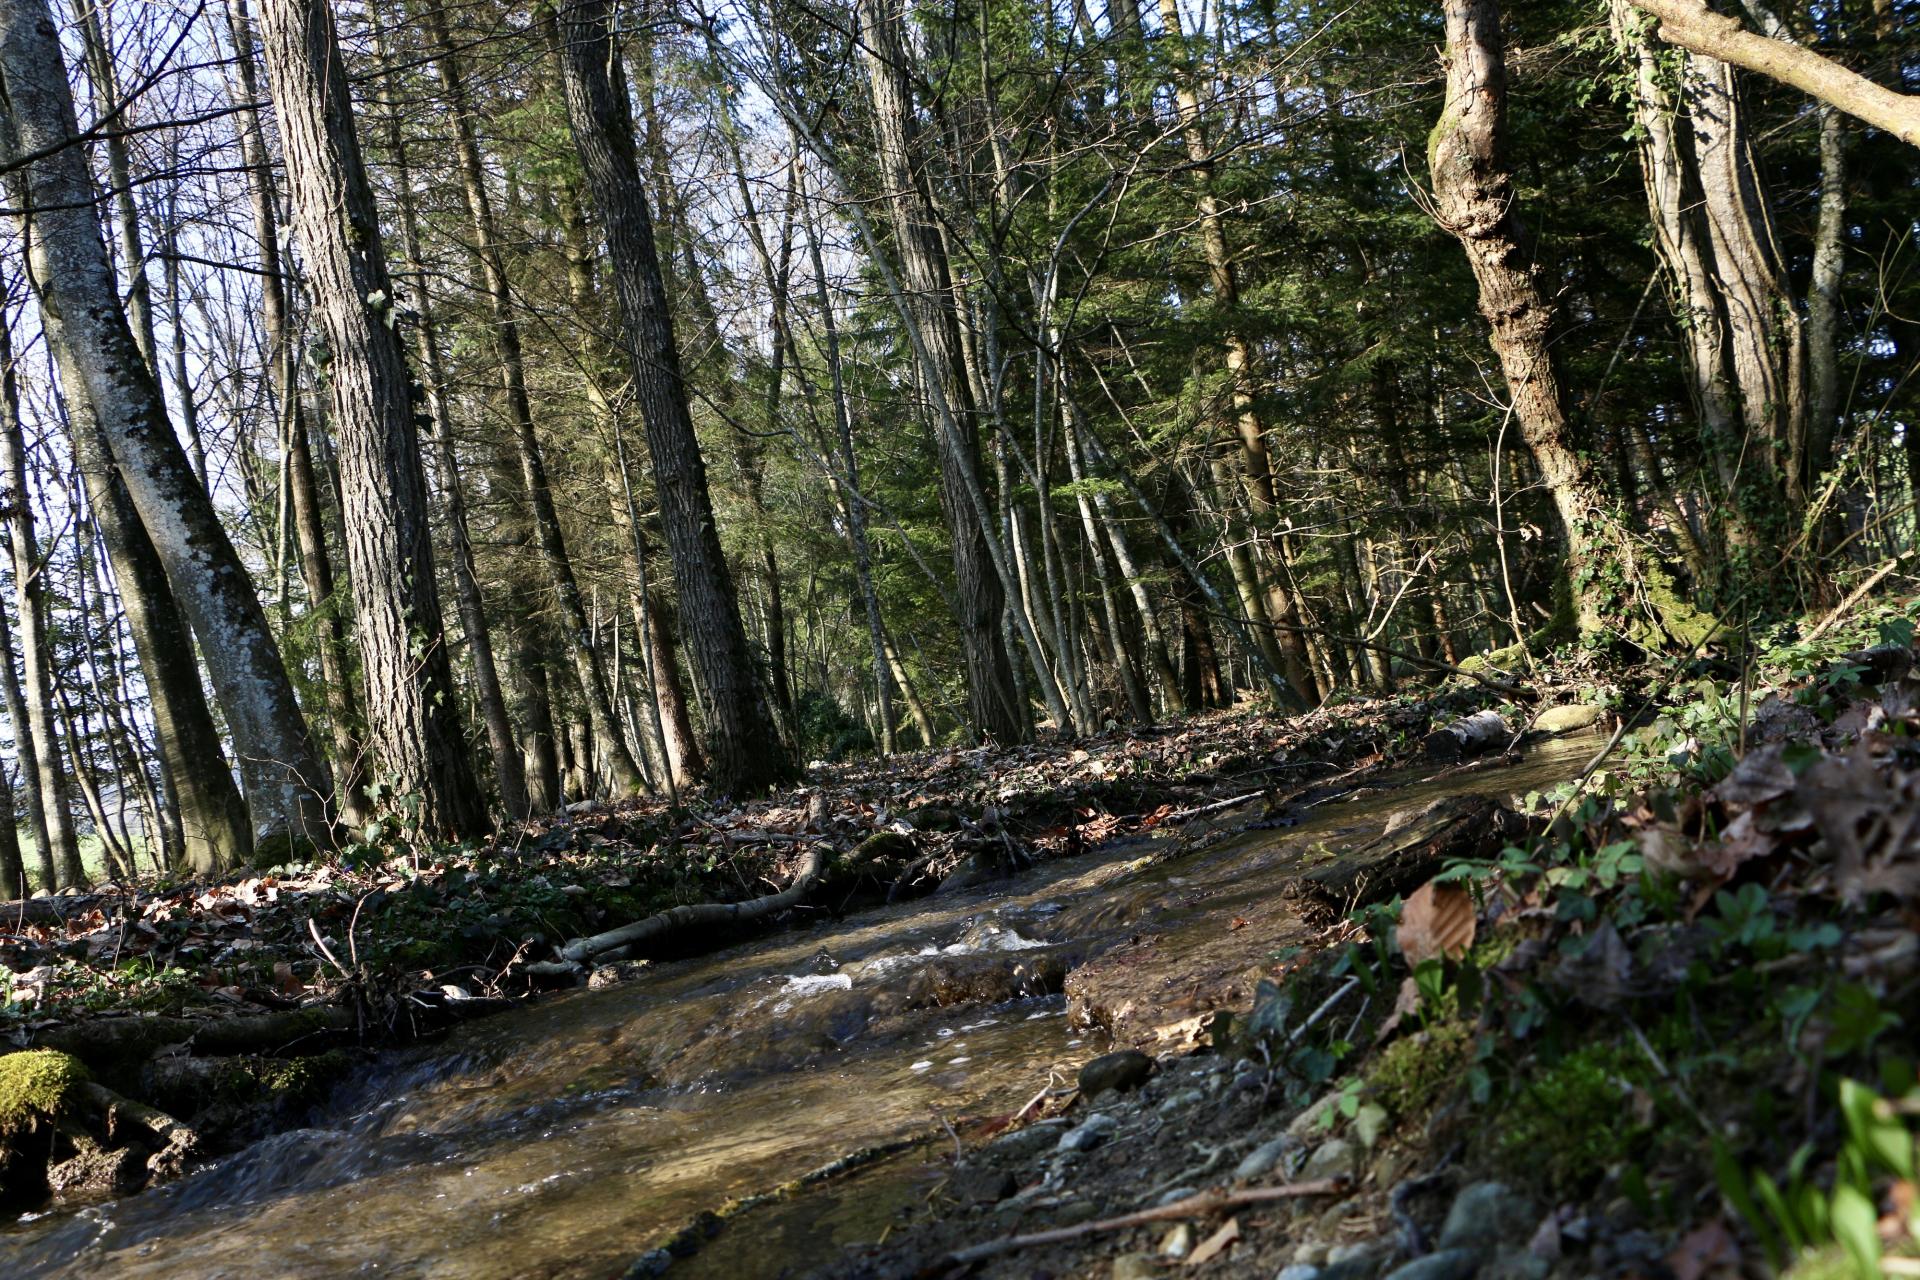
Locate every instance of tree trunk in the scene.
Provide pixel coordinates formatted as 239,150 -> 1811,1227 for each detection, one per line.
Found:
1630,0 -> 1920,148
418,0 -> 644,796
1430,0 -> 1714,650
253,0 -> 486,836
224,0 -> 370,827
853,0 -> 1042,744
0,300 -> 77,888
554,0 -> 790,797
2,0 -> 318,864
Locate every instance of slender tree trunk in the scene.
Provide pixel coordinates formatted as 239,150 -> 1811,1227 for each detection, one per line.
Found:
554,0 -> 790,797
853,0 -> 1043,743
0,300 -> 76,887
254,0 -> 486,835
2,0 -> 318,864
416,1 -> 643,796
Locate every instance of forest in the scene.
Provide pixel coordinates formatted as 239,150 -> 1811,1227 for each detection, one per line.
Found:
0,0 -> 1916,1277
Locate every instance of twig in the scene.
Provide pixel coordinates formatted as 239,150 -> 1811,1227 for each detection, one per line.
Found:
1165,791 -> 1266,822
1803,558 -> 1900,643
944,1180 -> 1347,1264
307,917 -> 350,979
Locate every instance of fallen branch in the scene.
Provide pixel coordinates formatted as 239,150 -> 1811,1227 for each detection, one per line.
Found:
561,843 -> 828,965
1803,558 -> 1900,644
1164,791 -> 1266,823
944,1179 -> 1346,1265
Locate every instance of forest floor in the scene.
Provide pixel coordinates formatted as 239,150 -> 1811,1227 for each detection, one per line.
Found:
4,598 -> 1920,1280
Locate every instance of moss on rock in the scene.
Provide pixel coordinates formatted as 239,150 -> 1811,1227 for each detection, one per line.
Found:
0,1050 -> 89,1133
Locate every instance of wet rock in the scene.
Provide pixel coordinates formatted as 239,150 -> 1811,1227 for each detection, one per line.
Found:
1481,1250 -> 1550,1280
989,1124 -> 1063,1160
622,1248 -> 673,1277
936,846 -> 1008,894
1300,1137 -> 1356,1182
1079,1050 -> 1154,1098
1438,1182 -> 1536,1255
1057,1112 -> 1118,1153
1531,703 -> 1604,734
950,1165 -> 1017,1204
1233,1134 -> 1293,1180
587,960 -> 651,991
1380,1248 -> 1480,1280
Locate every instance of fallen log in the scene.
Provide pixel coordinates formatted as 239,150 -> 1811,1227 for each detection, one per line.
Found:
1283,795 -> 1525,927
560,843 -> 829,965
1423,709 -> 1511,762
37,1005 -> 356,1070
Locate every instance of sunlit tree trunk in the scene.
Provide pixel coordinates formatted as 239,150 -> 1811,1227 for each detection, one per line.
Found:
2,0 -> 318,865
1433,0 -> 1713,649
255,0 -> 487,835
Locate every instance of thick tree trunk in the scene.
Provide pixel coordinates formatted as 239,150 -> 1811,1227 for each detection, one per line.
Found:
554,0 -> 790,797
254,0 -> 487,836
224,0 -> 370,827
2,0 -> 320,863
1430,0 -> 1714,650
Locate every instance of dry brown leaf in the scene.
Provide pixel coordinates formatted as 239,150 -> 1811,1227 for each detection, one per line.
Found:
1665,1218 -> 1741,1280
1186,1216 -> 1240,1267
1398,880 -> 1476,966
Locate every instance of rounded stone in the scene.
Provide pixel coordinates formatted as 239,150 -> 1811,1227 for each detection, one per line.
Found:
1078,1049 -> 1155,1098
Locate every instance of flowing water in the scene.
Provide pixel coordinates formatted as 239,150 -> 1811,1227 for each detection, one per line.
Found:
1,736 -> 1601,1279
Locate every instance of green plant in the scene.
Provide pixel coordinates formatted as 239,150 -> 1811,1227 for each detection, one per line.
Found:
1720,1075 -> 1920,1278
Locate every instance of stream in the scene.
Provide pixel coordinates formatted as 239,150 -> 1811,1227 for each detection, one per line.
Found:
1,735 -> 1600,1279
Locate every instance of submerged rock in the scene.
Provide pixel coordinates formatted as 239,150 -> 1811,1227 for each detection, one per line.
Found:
1077,1049 -> 1154,1098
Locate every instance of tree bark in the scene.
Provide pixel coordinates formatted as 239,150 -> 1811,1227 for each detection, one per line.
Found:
554,0 -> 790,797
1430,0 -> 1714,649
223,0 -> 370,828
0,298 -> 76,888
2,0 -> 319,863
853,0 -> 1040,743
418,0 -> 644,796
254,0 -> 487,836
1631,0 -> 1920,148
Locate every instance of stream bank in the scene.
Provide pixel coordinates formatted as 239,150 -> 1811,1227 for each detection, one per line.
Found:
0,689 -> 1511,1221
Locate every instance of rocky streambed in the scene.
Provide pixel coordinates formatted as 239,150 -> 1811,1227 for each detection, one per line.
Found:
0,733 -> 1602,1279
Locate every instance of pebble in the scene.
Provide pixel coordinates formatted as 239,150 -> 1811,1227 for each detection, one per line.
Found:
1276,1268 -> 1322,1280
1111,1254 -> 1159,1280
1155,1185 -> 1198,1206
1286,1089 -> 1342,1138
1056,1113 -> 1118,1153
1379,1248 -> 1481,1280
1158,1087 -> 1205,1113
1438,1182 -> 1536,1254
1299,1137 -> 1355,1182
1234,1135 -> 1293,1180
1160,1222 -> 1195,1258
1079,1049 -> 1155,1098
990,1126 -> 1061,1160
